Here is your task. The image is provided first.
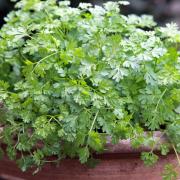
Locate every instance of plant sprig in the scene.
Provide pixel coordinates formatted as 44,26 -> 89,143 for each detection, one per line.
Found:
0,0 -> 180,176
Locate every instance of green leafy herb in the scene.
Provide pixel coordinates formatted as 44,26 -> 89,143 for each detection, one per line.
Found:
0,0 -> 179,175
141,152 -> 159,167
162,164 -> 178,180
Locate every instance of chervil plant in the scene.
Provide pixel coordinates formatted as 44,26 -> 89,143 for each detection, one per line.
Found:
0,0 -> 180,176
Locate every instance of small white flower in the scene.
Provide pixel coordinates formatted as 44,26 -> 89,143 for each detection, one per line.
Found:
89,6 -> 106,16
160,22 -> 180,39
79,3 -> 92,9
59,1 -> 70,7
104,1 -> 120,12
118,1 -> 130,5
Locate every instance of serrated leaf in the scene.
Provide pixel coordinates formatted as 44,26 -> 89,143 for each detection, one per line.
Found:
141,152 -> 159,167
88,131 -> 105,152
78,147 -> 89,164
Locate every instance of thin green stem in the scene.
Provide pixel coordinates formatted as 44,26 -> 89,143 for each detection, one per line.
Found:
0,90 -> 14,95
43,159 -> 60,163
48,116 -> 62,126
172,144 -> 180,166
155,88 -> 168,112
128,122 -> 138,138
31,51 -> 60,73
150,131 -> 165,153
85,110 -> 99,147
89,110 -> 99,133
14,131 -> 21,149
152,88 -> 168,122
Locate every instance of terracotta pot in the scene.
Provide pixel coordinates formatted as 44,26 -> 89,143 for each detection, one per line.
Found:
0,132 -> 179,180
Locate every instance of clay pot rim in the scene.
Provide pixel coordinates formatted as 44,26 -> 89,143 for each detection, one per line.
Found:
105,131 -> 168,154
0,126 -> 168,155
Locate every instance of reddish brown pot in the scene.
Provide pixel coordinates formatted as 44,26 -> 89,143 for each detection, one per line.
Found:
0,132 -> 180,180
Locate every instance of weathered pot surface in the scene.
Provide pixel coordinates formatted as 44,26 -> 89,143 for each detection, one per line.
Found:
0,131 -> 179,180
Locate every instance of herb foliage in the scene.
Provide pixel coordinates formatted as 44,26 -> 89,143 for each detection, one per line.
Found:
0,0 -> 180,175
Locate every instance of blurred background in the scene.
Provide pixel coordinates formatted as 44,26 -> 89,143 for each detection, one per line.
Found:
0,0 -> 180,27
